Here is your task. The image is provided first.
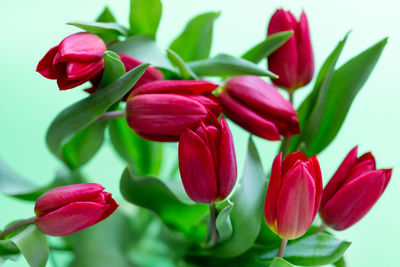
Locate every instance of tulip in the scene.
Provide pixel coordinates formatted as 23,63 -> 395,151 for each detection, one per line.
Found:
37,32 -> 106,91
126,80 -> 221,142
267,9 -> 314,91
264,151 -> 322,240
219,76 -> 299,141
319,147 -> 392,231
178,116 -> 237,203
34,183 -> 118,236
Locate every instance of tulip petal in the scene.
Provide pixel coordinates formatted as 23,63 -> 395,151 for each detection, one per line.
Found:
56,63 -> 104,90
320,170 -> 388,230
59,33 -> 106,61
35,183 -> 105,215
276,164 -> 315,239
281,151 -> 308,177
219,92 -> 281,140
217,117 -> 237,200
306,155 -> 323,217
35,202 -> 104,236
65,59 -> 104,80
188,94 -> 222,118
132,80 -> 218,96
178,130 -> 218,203
36,46 -> 60,79
296,11 -> 314,86
97,192 -> 119,222
264,153 -> 283,230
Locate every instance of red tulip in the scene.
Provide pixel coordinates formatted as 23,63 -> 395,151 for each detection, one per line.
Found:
36,33 -> 106,91
267,9 -> 314,91
178,116 -> 237,203
34,183 -> 118,236
264,152 -> 322,239
319,147 -> 392,230
219,76 -> 299,141
126,80 -> 221,142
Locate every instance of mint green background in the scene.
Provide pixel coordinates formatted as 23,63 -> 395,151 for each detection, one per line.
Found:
1,0 -> 399,266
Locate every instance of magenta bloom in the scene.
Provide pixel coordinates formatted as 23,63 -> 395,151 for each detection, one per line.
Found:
320,147 -> 392,230
36,33 -> 106,91
178,116 -> 237,203
34,183 -> 118,236
219,76 -> 299,141
267,9 -> 314,91
264,152 -> 322,239
126,80 -> 221,142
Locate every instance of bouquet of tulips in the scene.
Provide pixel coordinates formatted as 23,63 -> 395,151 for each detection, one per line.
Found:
0,1 -> 392,266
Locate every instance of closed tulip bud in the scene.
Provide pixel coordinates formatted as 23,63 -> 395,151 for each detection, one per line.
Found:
219,76 -> 299,141
126,80 -> 221,142
264,152 -> 322,240
267,9 -> 314,91
34,183 -> 118,236
178,116 -> 237,203
319,147 -> 392,231
36,33 -> 106,91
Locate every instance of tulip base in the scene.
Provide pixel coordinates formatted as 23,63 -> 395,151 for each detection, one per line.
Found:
277,238 -> 288,258
0,217 -> 36,239
207,203 -> 219,247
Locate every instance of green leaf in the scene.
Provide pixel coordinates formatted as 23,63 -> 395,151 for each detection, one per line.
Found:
260,233 -> 351,266
166,49 -> 198,80
109,34 -> 173,70
96,6 -> 116,23
0,157 -> 36,197
188,54 -> 278,78
241,31 -> 293,64
208,137 -> 267,257
109,117 -> 163,177
66,211 -> 134,267
9,225 -> 49,267
67,21 -> 128,37
269,257 -> 294,267
97,51 -> 126,90
287,33 -> 349,153
46,62 -> 149,161
170,12 -> 220,62
120,168 -> 208,241
333,257 -> 346,267
306,37 -> 387,155
215,202 -> 233,242
129,0 -> 162,38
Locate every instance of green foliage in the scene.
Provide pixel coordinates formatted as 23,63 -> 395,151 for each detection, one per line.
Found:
215,202 -> 234,242
96,6 -> 117,23
170,12 -> 220,62
166,49 -> 199,80
67,21 -> 128,39
269,257 -> 294,267
129,0 -> 162,38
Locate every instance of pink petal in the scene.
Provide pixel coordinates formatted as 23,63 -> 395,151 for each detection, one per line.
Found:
132,80 -> 218,96
36,46 -> 60,79
65,58 -> 104,80
296,11 -> 314,87
56,63 -> 103,90
281,151 -> 308,177
306,155 -> 323,217
59,33 -> 106,61
188,94 -> 222,118
264,153 -> 283,229
97,193 -> 119,222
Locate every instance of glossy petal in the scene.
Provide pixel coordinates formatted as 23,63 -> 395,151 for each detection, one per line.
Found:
296,11 -> 314,86
281,151 -> 308,177
179,130 -> 218,203
97,193 -> 119,222
56,64 -> 104,90
132,80 -> 218,96
59,33 -> 106,61
36,46 -> 59,79
188,95 -> 222,118
65,58 -> 104,80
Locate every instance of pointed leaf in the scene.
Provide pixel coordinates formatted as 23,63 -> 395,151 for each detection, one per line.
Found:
269,257 -> 294,267
96,6 -> 116,23
129,0 -> 162,38
67,21 -> 128,38
166,49 -> 198,80
215,202 -> 234,242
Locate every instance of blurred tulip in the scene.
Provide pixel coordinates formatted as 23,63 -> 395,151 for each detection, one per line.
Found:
267,9 -> 314,91
35,183 -> 118,236
320,147 -> 392,230
126,80 -> 221,142
264,151 -> 322,239
219,76 -> 299,141
36,33 -> 106,91
178,116 -> 237,203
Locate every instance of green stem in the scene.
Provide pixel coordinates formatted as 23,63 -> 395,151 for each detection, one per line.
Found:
276,238 -> 288,258
92,110 -> 126,124
281,91 -> 295,157
0,217 -> 36,239
208,203 -> 218,246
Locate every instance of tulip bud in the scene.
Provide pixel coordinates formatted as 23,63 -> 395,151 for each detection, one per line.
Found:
264,152 -> 322,239
34,183 -> 118,236
126,80 -> 221,142
36,33 -> 106,91
319,147 -> 392,231
178,116 -> 237,203
267,9 -> 314,91
219,76 -> 299,141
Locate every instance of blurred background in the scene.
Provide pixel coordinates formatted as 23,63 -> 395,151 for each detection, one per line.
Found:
1,0 -> 399,266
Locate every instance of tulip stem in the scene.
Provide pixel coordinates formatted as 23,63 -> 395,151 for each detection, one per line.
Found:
0,217 -> 36,239
277,238 -> 288,258
314,222 -> 327,234
92,110 -> 126,124
208,203 -> 219,246
281,91 -> 294,157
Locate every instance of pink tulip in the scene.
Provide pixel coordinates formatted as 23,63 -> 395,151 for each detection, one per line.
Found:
126,80 -> 221,142
36,33 -> 106,91
178,116 -> 237,203
320,147 -> 392,230
264,152 -> 322,239
34,183 -> 118,236
219,76 -> 299,141
267,9 -> 314,91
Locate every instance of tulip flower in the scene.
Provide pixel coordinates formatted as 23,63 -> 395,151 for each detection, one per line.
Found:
219,76 -> 299,141
126,80 -> 221,142
34,183 -> 118,236
37,32 -> 106,91
319,147 -> 392,231
264,152 -> 322,240
178,116 -> 237,203
267,9 -> 314,91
